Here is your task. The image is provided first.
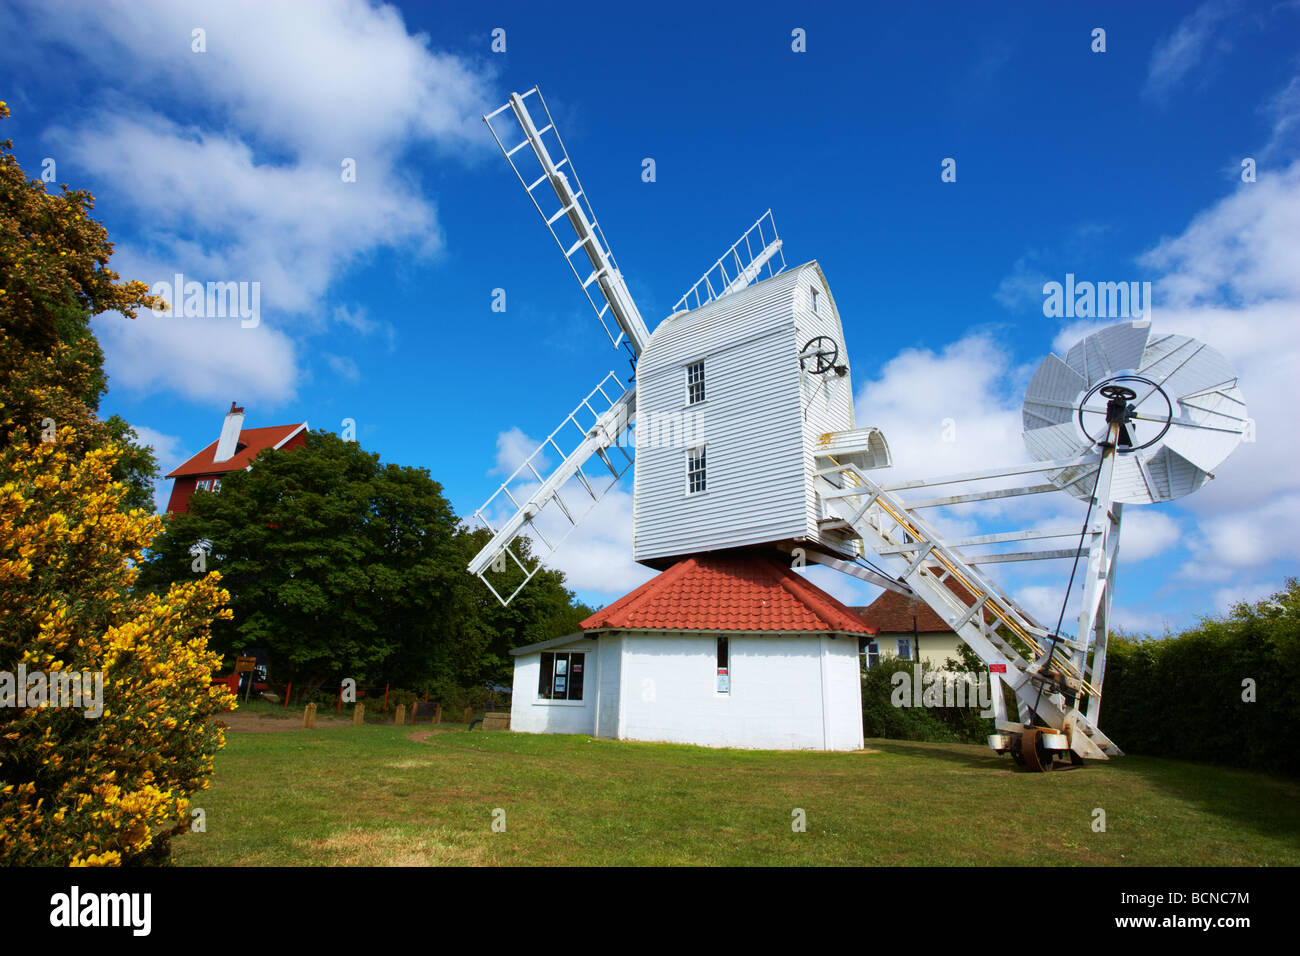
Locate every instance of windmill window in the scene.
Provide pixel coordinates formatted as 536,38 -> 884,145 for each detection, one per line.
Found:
716,636 -> 730,694
686,361 -> 705,404
811,287 -> 819,313
538,651 -> 585,701
686,446 -> 707,494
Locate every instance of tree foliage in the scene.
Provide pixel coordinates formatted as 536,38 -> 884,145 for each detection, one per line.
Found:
0,435 -> 234,865
0,103 -> 230,865
137,432 -> 586,696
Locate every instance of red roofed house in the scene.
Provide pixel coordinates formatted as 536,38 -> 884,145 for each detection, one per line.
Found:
854,575 -> 981,669
508,549 -> 872,750
165,402 -> 308,513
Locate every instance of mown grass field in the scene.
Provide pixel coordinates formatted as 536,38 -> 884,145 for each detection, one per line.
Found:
173,722 -> 1300,866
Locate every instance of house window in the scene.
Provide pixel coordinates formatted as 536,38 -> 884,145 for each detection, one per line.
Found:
686,446 -> 707,494
716,636 -> 730,694
196,478 -> 221,492
896,638 -> 912,661
811,287 -> 819,314
538,651 -> 585,701
864,640 -> 880,668
686,361 -> 705,405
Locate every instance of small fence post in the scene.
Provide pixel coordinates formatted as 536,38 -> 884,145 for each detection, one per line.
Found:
434,703 -> 442,725
353,702 -> 365,725
394,703 -> 405,726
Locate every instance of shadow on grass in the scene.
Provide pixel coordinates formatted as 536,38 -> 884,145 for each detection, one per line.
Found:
866,738 -> 1007,770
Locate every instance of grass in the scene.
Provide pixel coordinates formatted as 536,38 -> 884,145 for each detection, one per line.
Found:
172,726 -> 1300,866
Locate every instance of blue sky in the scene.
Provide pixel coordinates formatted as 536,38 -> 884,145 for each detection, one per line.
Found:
2,0 -> 1297,632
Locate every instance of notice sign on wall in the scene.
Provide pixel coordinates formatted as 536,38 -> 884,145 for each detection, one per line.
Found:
716,668 -> 729,694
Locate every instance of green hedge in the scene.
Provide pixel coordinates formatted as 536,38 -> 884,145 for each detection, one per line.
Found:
1098,579 -> 1300,775
861,645 -> 995,745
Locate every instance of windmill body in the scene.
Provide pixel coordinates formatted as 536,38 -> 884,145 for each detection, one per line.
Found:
633,262 -> 886,567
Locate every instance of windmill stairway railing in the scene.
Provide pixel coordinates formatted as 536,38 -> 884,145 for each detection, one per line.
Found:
815,460 -> 1122,761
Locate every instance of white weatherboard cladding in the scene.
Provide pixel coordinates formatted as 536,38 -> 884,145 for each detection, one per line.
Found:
510,639 -> 598,735
633,263 -> 856,563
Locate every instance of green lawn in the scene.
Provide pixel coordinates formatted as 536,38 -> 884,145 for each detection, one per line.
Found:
173,726 -> 1300,866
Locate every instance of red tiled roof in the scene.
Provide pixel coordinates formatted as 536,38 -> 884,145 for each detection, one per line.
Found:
166,423 -> 306,478
854,576 -> 984,633
580,550 -> 872,634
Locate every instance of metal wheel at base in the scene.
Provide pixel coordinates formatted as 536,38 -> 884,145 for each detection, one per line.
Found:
1020,727 -> 1055,772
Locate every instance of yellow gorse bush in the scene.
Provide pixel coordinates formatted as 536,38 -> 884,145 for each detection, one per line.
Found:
0,429 -> 234,865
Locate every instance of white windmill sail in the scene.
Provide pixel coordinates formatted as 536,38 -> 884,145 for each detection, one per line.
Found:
469,87 -> 794,607
483,87 -> 649,353
468,372 -> 635,605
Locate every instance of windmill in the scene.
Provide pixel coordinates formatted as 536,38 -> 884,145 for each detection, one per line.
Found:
467,87 -> 1250,769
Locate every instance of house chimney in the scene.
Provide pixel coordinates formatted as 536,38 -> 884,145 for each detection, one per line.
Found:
214,401 -> 245,463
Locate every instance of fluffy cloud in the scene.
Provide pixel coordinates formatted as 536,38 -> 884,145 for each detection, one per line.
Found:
15,0 -> 495,405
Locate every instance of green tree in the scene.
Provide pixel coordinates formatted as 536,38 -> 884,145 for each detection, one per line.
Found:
138,431 -> 485,699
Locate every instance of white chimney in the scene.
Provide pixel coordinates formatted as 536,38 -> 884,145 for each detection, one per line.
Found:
214,402 -> 245,463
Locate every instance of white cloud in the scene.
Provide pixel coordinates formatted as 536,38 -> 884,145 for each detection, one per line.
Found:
1143,1 -> 1236,103
324,354 -> 361,384
1116,511 -> 1182,562
17,0 -> 495,405
855,331 -> 1025,482
93,311 -> 299,406
492,427 -> 547,477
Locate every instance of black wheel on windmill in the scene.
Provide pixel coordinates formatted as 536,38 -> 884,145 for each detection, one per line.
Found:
800,336 -> 839,374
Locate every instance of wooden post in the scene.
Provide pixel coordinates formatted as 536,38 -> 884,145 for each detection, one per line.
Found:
463,706 -> 472,724
383,683 -> 389,711
394,703 -> 405,726
353,702 -> 365,725
303,702 -> 316,729
434,703 -> 441,725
